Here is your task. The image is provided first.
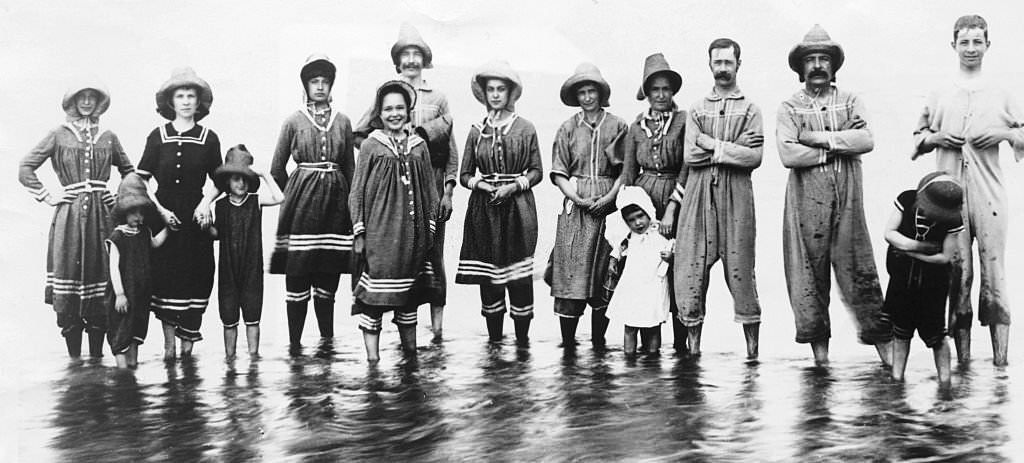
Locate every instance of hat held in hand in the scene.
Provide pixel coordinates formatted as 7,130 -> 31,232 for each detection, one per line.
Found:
214,144 -> 260,193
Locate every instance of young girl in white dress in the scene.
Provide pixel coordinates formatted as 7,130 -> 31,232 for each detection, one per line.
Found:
603,186 -> 673,355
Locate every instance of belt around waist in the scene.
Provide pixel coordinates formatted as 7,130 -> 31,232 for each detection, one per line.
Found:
640,170 -> 678,178
63,180 -> 110,195
481,173 -> 521,184
298,162 -> 339,172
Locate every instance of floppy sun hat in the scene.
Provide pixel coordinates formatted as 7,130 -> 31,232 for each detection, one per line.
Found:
560,62 -> 611,108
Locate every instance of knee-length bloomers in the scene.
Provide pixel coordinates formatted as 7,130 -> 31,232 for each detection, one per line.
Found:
913,80 -> 1024,328
549,111 -> 627,305
270,108 -> 356,276
776,86 -> 891,345
456,115 -> 543,287
137,123 -> 222,342
19,121 -> 134,334
350,131 -> 441,316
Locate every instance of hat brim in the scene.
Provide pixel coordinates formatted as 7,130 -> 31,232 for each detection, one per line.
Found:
113,192 -> 156,222
637,70 -> 682,100
62,85 -> 111,118
788,43 -> 845,74
559,78 -> 610,108
367,80 -> 418,130
155,74 -> 213,121
472,73 -> 523,111
214,165 -> 259,193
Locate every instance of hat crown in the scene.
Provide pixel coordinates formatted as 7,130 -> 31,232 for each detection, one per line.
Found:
803,24 -> 833,43
641,53 -> 672,78
392,22 -> 433,68
560,62 -> 611,107
224,145 -> 255,167
920,176 -> 963,207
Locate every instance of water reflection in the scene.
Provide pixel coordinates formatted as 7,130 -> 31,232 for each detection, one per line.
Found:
34,331 -> 1021,462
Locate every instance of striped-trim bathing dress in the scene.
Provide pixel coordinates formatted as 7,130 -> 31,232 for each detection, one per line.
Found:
137,123 -> 222,342
19,122 -> 134,335
270,107 -> 356,280
349,131 -> 440,333
456,115 -> 543,319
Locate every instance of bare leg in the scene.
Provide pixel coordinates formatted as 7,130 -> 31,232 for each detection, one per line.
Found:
114,353 -> 129,368
933,339 -> 951,386
223,326 -> 238,359
811,339 -> 829,366
891,338 -> 910,381
874,340 -> 894,367
246,325 -> 260,357
991,324 -> 1009,366
398,324 -> 417,355
645,327 -> 662,354
624,326 -> 639,355
162,322 -> 176,360
127,343 -> 139,368
430,304 -> 444,342
686,324 -> 703,357
953,328 -> 971,363
743,323 -> 760,360
180,340 -> 194,358
363,331 -> 380,363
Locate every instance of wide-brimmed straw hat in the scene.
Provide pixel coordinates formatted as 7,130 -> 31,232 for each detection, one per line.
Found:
636,53 -> 682,101
301,53 -> 336,85
788,24 -> 845,77
62,81 -> 111,119
471,60 -> 523,111
113,173 -> 155,222
391,23 -> 433,69
364,80 -> 419,132
914,171 -> 963,227
155,67 -> 213,121
214,144 -> 260,193
560,62 -> 611,107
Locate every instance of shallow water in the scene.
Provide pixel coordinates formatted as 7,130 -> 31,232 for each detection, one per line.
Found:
5,281 -> 1021,462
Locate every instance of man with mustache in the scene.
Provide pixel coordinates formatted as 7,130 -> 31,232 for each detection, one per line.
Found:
777,25 -> 893,366
913,15 -> 1024,366
355,23 -> 459,342
676,38 -> 763,359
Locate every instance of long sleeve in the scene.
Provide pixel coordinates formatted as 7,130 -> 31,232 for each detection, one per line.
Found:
670,115 -> 688,203
684,109 -> 713,166
458,129 -> 479,189
777,103 -> 827,169
913,95 -> 937,157
341,118 -> 356,185
349,146 -> 374,236
270,118 -> 294,189
824,95 -> 873,155
712,106 -> 763,169
427,98 -> 459,186
1002,94 -> 1024,162
19,129 -> 57,202
620,127 -> 638,186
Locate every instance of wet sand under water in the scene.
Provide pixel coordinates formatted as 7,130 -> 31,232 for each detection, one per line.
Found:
3,281 -> 1022,462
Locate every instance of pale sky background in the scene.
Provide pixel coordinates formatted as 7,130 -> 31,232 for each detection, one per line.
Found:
1,0 -> 1023,354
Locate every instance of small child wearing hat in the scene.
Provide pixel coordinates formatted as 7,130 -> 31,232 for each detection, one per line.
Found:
882,171 -> 964,386
603,186 -> 674,356
209,145 -> 284,359
106,173 -> 170,368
